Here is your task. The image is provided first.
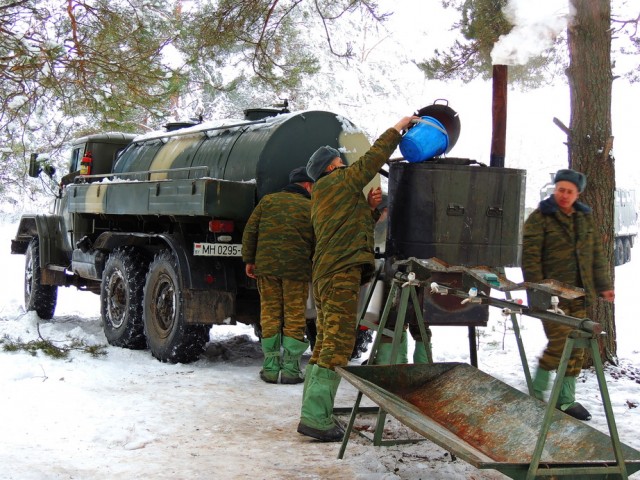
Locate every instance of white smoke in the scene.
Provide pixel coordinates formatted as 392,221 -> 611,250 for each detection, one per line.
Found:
491,0 -> 574,66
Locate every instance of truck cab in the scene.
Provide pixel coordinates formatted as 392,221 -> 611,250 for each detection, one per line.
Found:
614,188 -> 638,265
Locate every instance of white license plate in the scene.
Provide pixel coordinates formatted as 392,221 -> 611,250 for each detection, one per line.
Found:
193,243 -> 242,257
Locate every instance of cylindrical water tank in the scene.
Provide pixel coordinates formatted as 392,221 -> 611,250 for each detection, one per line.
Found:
113,111 -> 372,200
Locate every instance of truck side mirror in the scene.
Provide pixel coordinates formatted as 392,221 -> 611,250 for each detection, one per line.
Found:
28,153 -> 41,178
43,164 -> 56,177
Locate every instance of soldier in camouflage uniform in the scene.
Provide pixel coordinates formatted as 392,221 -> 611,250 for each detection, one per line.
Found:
296,116 -> 416,442
523,169 -> 614,421
242,167 -> 315,384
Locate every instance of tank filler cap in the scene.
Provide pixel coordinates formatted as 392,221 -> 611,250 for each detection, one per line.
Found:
244,107 -> 290,121
164,120 -> 201,132
244,99 -> 290,121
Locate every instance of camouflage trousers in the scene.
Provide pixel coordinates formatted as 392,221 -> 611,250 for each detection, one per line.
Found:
539,297 -> 587,377
309,267 -> 361,370
257,275 -> 308,340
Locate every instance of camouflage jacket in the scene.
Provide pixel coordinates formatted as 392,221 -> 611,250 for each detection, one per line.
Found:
242,184 -> 314,281
311,128 -> 401,282
522,196 -> 612,305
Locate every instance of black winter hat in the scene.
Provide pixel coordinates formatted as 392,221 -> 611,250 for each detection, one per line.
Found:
306,146 -> 341,181
554,168 -> 587,193
289,166 -> 314,184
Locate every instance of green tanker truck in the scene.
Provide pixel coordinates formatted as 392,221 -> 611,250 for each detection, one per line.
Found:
11,106 -> 374,363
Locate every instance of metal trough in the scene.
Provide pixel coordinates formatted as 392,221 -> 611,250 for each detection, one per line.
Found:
337,362 -> 640,479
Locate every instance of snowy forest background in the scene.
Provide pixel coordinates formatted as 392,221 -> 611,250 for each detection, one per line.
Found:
1,0 -> 640,215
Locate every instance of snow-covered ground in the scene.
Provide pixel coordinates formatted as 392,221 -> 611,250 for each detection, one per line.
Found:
0,217 -> 639,480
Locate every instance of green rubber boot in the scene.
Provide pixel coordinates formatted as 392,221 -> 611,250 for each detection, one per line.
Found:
259,334 -> 281,384
373,331 -> 408,365
373,341 -> 392,365
281,336 -> 309,384
558,375 -> 591,421
302,363 -> 315,400
532,367 -> 550,401
297,366 -> 344,442
413,341 -> 430,364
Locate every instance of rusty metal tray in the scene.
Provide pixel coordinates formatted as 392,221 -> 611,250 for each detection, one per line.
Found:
337,363 -> 640,479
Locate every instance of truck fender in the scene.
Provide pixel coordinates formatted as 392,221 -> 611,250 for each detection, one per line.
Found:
92,232 -> 195,288
11,214 -> 72,269
150,234 -> 236,292
11,215 -> 37,254
151,233 -> 194,288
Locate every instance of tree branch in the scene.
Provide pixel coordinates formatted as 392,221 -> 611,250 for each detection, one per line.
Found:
553,116 -> 571,136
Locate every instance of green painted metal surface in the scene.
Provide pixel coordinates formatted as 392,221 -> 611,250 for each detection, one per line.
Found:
111,111 -> 370,201
66,178 -> 255,220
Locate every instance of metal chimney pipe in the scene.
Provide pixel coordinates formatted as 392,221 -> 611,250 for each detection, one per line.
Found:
490,65 -> 508,168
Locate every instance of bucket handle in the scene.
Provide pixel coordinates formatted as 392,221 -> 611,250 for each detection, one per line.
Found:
410,118 -> 448,136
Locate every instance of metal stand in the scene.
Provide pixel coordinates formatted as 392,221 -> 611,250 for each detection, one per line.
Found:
362,271 -> 433,367
501,301 -> 533,394
338,270 -> 433,457
497,266 -> 533,395
526,330 -> 629,479
337,259 -> 633,478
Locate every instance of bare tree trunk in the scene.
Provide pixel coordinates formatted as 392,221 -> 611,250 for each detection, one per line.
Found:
567,0 -> 616,363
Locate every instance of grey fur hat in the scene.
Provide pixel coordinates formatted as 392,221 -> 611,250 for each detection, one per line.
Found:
306,146 -> 341,181
288,166 -> 314,184
554,168 -> 587,193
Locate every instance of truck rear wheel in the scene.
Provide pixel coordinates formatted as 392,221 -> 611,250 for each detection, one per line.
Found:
101,248 -> 148,349
24,237 -> 58,320
143,250 -> 208,363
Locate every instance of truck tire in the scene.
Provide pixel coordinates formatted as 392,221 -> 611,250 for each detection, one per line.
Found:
351,328 -> 373,359
101,248 -> 148,349
143,250 -> 208,363
252,321 -> 263,340
24,237 -> 58,320
615,238 -> 624,266
624,238 -> 632,264
302,318 -> 370,359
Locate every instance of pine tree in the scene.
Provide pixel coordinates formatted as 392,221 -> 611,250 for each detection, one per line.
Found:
418,0 -> 629,360
566,0 -> 616,361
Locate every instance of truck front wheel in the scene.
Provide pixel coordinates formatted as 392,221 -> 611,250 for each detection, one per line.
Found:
24,237 -> 58,320
101,248 -> 148,349
143,250 -> 208,363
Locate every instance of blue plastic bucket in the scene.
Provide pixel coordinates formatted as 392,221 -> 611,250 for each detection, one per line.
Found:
399,116 -> 449,163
